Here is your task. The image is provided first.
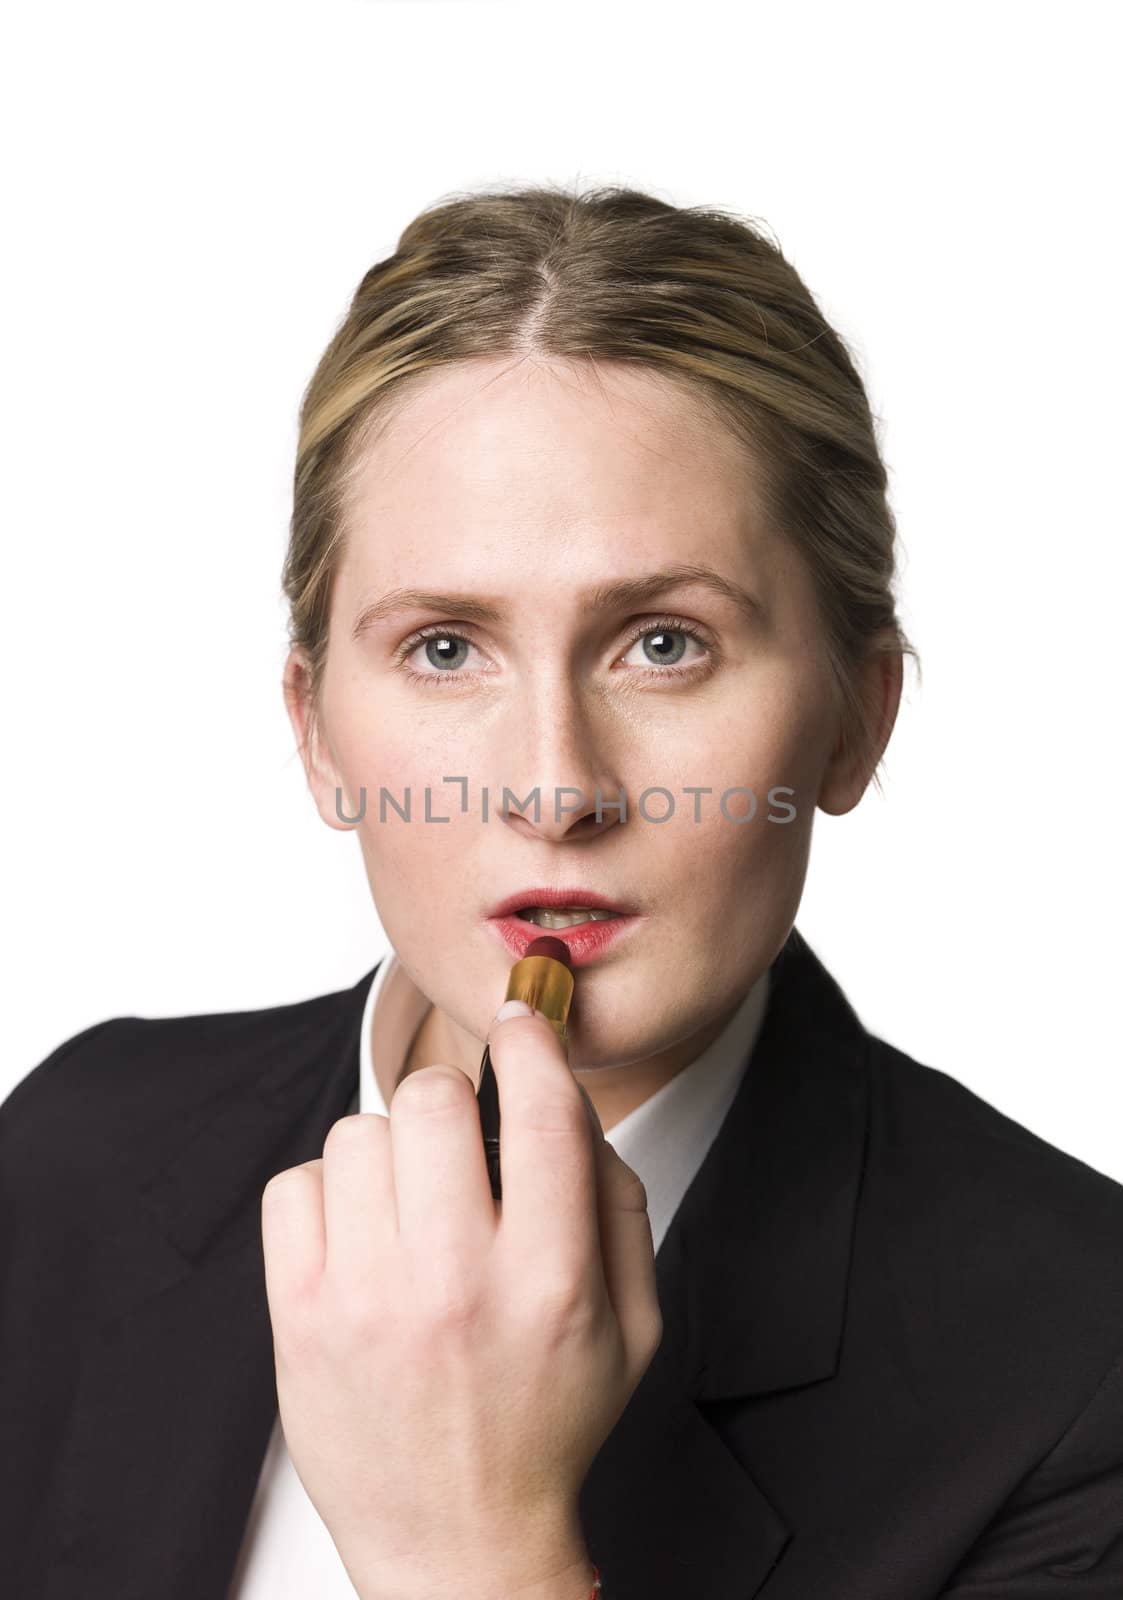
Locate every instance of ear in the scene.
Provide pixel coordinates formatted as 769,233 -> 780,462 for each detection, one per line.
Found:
818,647 -> 903,817
282,648 -> 356,833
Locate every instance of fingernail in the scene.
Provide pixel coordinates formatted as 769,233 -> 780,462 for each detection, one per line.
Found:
494,999 -> 534,1022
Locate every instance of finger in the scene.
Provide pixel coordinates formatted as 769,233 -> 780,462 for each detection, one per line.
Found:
320,1112 -> 398,1285
485,1008 -> 601,1283
591,1141 -> 664,1372
389,1065 -> 496,1264
261,1158 -> 327,1310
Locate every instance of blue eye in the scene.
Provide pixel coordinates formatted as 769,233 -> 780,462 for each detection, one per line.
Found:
618,621 -> 711,677
422,635 -> 470,671
633,628 -> 689,666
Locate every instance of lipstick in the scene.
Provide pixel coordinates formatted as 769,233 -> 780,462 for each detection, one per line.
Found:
477,935 -> 575,1200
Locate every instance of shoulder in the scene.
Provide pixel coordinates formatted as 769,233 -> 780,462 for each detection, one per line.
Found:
858,1031 -> 1123,1377
1,973 -> 371,1174
864,1032 -> 1123,1240
856,1040 -> 1123,1583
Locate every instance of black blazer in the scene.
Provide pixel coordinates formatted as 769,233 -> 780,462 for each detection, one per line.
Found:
4,927 -> 1123,1599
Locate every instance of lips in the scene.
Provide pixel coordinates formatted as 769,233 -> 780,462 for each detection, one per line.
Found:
486,910 -> 642,967
485,887 -> 642,968
486,886 -> 638,919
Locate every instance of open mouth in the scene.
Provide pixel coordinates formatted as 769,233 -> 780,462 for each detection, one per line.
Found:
514,907 -> 624,929
485,887 -> 641,966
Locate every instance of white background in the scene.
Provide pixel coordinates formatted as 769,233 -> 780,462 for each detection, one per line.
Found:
4,1 -> 1120,1180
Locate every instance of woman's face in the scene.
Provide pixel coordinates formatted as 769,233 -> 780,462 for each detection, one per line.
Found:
287,355 -> 891,1092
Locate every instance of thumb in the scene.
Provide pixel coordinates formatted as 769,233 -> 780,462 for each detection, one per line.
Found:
576,1082 -> 664,1374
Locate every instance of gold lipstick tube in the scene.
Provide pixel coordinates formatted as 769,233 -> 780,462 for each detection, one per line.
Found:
476,948 -> 575,1200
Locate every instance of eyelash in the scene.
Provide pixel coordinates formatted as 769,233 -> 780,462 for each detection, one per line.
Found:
393,615 -> 716,690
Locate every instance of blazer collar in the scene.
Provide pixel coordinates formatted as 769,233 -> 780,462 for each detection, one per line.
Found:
42,926 -> 869,1600
672,923 -> 870,1401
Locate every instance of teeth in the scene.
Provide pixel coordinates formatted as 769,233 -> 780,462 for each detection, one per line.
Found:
515,907 -> 622,928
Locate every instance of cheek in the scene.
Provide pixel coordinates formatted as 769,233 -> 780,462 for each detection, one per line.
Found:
332,680 -> 480,803
654,789 -> 811,901
636,685 -> 825,826
654,799 -> 812,985
640,689 -> 823,912
348,721 -> 485,909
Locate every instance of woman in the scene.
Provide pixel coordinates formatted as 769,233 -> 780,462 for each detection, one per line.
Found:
4,184 -> 1122,1600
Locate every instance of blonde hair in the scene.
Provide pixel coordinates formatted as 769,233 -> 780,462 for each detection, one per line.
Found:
282,181 -> 919,788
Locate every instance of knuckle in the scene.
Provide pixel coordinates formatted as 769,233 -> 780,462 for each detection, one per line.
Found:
415,1272 -> 484,1335
621,1171 -> 651,1212
607,1149 -> 650,1211
262,1161 -> 318,1203
531,1271 -> 589,1329
323,1112 -> 380,1153
391,1065 -> 468,1115
261,1172 -> 293,1205
522,1094 -> 589,1140
642,1306 -> 665,1360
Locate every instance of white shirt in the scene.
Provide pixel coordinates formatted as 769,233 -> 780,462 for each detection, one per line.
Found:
229,951 -> 771,1598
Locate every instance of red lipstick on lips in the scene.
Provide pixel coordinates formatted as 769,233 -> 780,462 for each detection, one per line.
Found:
486,886 -> 642,967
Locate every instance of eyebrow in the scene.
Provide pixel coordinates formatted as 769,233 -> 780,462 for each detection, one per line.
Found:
350,562 -> 765,639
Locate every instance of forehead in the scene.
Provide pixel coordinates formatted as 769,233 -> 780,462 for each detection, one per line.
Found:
340,355 -> 764,536
330,357 -> 823,644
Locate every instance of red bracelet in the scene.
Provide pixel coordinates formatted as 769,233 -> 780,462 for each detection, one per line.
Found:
587,1563 -> 602,1597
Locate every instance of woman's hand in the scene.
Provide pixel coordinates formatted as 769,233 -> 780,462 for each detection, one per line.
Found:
260,998 -> 663,1600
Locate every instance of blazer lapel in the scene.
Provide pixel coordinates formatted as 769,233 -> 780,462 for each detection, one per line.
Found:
41,928 -> 869,1600
579,1221 -> 792,1598
578,926 -> 870,1597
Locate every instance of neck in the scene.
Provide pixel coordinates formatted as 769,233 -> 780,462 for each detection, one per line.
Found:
379,999 -> 738,1136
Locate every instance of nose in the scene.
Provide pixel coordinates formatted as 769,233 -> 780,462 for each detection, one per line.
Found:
493,669 -> 626,844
